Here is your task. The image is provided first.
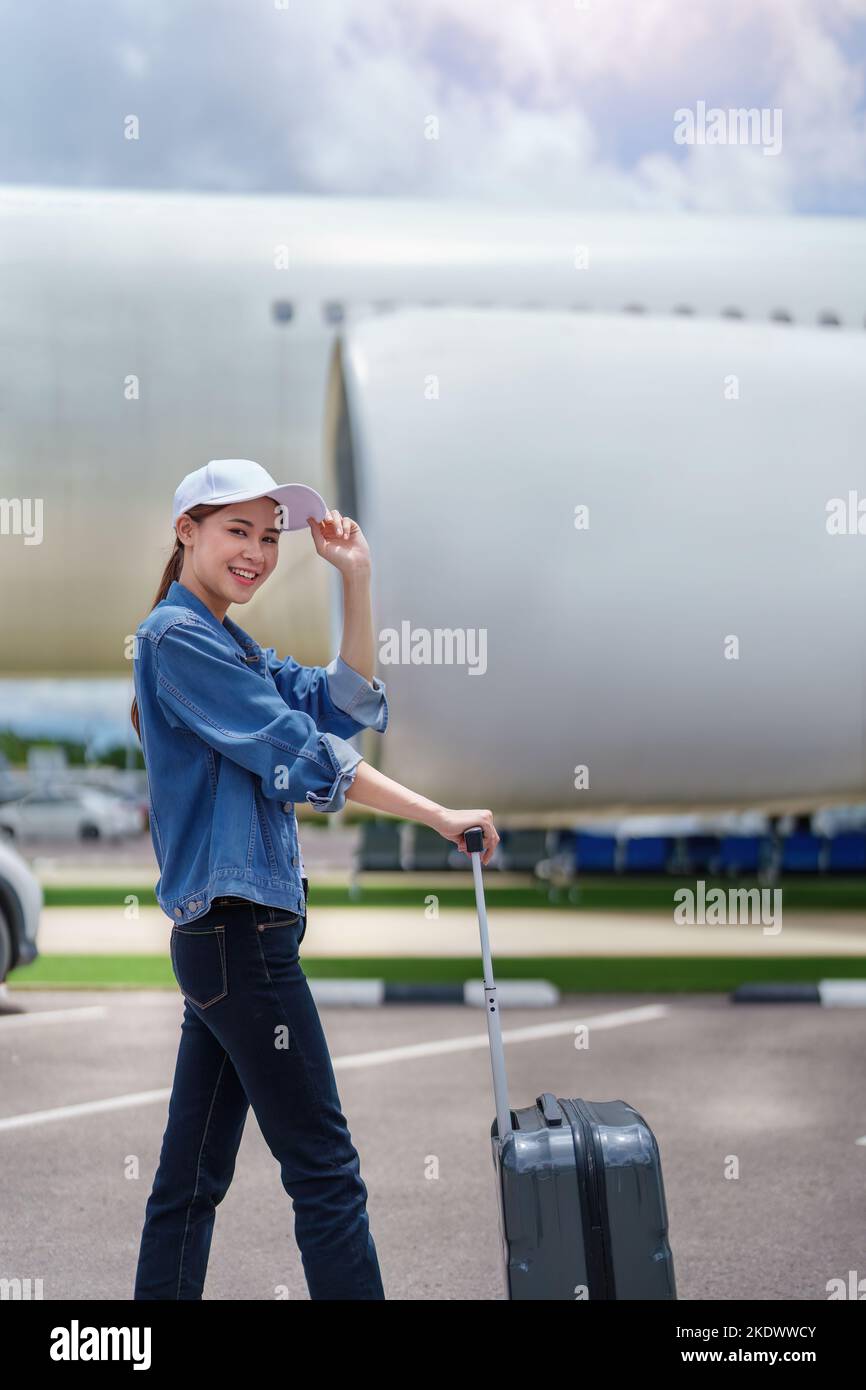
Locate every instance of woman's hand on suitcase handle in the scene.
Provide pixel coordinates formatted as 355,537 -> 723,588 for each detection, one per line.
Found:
342,766 -> 499,863
430,807 -> 500,864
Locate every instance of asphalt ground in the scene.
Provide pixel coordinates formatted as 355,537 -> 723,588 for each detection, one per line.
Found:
1,987 -> 863,1300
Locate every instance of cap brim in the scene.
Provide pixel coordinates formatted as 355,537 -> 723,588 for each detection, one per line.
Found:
205,483 -> 328,531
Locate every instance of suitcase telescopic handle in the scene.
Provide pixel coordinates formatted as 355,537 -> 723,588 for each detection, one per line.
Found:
464,826 -> 513,1143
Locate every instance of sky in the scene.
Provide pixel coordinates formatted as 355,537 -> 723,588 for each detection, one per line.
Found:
1,0 -> 865,214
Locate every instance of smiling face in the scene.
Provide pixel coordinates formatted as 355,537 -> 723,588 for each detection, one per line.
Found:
175,494 -> 283,619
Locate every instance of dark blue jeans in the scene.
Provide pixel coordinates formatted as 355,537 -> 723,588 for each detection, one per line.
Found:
133,888 -> 385,1300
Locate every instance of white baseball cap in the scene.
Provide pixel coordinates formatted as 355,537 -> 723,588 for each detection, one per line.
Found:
172,460 -> 328,532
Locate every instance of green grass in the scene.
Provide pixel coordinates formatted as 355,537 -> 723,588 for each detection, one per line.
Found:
22,875 -> 866,992
9,955 -> 866,993
39,876 -> 866,911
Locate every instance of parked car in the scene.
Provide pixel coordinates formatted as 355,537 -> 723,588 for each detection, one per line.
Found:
0,785 -> 144,841
85,784 -> 150,828
0,838 -> 41,973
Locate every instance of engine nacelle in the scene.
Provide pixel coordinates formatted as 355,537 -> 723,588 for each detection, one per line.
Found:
324,308 -> 866,814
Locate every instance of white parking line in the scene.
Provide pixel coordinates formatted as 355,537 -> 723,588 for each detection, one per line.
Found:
334,1002 -> 670,1068
0,1003 -> 669,1131
0,1089 -> 172,1132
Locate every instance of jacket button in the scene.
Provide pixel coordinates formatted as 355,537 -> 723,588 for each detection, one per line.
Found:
174,907 -> 183,918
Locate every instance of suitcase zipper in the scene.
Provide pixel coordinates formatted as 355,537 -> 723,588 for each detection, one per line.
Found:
559,1098 -> 616,1300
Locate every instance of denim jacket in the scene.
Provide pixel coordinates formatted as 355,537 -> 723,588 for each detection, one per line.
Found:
133,579 -> 388,923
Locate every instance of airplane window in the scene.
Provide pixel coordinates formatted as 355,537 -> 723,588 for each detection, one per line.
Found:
272,301 -> 294,323
623,304 -> 646,313
673,305 -> 694,315
323,301 -> 345,325
721,307 -> 744,318
818,311 -> 840,326
770,309 -> 792,322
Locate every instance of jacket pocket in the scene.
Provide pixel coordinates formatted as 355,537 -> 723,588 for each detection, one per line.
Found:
251,788 -> 280,878
170,924 -> 228,1009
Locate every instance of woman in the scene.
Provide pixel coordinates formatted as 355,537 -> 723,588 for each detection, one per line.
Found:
130,459 -> 499,1301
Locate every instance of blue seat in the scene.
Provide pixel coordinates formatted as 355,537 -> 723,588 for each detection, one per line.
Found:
683,835 -> 720,875
622,836 -> 673,874
780,832 -> 823,874
408,824 -> 455,870
551,828 -> 577,860
498,828 -> 549,873
574,832 -> 618,872
717,835 -> 765,875
357,820 -> 402,870
826,832 -> 866,872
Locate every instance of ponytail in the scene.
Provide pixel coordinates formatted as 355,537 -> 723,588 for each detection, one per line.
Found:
130,502 -> 224,740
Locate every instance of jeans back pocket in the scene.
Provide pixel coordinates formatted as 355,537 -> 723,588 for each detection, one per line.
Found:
170,923 -> 228,1009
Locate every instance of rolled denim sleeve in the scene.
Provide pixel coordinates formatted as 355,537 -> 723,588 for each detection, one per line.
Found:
264,648 -> 389,737
322,655 -> 388,731
155,619 -> 363,813
305,732 -> 363,811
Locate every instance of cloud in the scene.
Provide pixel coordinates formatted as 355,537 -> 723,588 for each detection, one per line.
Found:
0,0 -> 864,212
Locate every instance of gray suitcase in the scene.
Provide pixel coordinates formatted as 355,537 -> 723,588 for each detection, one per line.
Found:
463,826 -> 677,1300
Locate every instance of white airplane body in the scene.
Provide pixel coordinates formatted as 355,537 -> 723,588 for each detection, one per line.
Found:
1,185 -> 864,811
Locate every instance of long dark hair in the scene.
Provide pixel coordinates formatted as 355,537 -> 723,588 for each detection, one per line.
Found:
130,502 -> 226,740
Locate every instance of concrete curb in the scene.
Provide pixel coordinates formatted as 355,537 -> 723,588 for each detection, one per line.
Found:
309,979 -> 560,1007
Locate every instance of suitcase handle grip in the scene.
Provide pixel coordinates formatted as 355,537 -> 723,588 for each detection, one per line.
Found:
464,825 -> 485,854
536,1092 -> 563,1126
